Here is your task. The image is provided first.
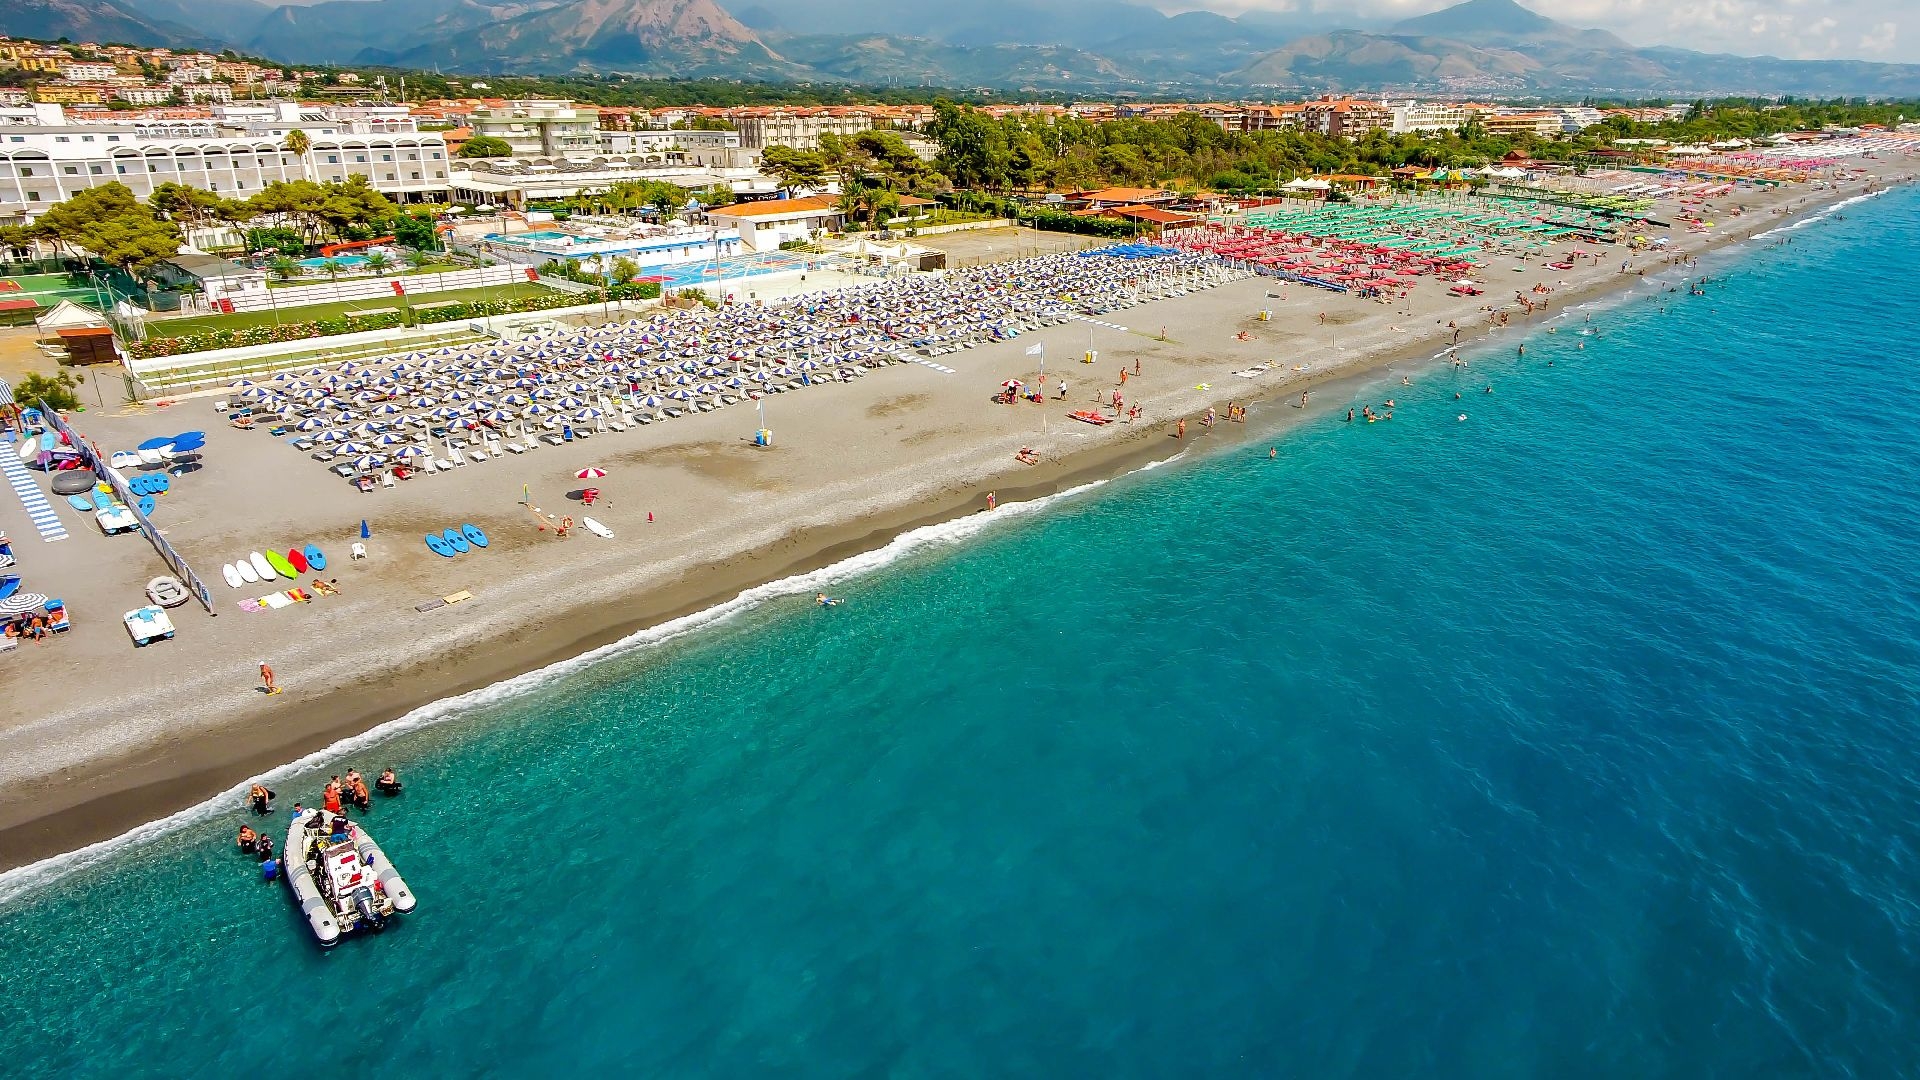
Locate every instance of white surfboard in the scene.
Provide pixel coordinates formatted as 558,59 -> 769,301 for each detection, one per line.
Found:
249,551 -> 274,580
237,557 -> 262,584
582,517 -> 613,539
16,438 -> 38,462
223,563 -> 244,589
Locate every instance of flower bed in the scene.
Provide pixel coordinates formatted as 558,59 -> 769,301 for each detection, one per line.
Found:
127,312 -> 404,359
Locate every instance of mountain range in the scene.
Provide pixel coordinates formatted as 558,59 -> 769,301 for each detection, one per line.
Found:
8,0 -> 1920,96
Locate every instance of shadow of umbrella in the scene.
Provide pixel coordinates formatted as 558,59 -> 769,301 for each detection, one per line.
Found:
169,460 -> 204,477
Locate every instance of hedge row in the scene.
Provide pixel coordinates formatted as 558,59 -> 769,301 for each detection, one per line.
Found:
127,311 -> 404,358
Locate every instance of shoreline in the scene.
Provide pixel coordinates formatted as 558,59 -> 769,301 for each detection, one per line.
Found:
0,172 -> 1901,881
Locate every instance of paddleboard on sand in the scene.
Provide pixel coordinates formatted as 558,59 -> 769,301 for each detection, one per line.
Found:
137,495 -> 155,516
581,517 -> 613,539
66,494 -> 93,512
222,563 -> 244,589
288,548 -> 310,574
442,527 -> 469,554
461,523 -> 488,549
265,550 -> 297,579
425,533 -> 454,558
238,557 -> 262,584
16,439 -> 37,462
303,544 -> 326,571
248,551 -> 274,580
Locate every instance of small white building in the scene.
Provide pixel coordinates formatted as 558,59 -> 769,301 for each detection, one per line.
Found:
152,252 -> 268,306
703,195 -> 845,250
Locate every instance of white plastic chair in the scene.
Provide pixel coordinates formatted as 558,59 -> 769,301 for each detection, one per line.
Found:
350,542 -> 368,560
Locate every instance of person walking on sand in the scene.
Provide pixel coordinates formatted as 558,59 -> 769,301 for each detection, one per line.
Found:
260,661 -> 279,695
1177,418 -> 1186,440
986,492 -> 997,511
1058,380 -> 1069,400
1134,359 -> 1141,376
1300,390 -> 1310,408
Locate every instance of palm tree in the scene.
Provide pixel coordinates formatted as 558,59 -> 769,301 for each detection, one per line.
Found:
267,255 -> 300,281
363,250 -> 391,275
282,129 -> 312,181
320,257 -> 343,282
403,247 -> 434,271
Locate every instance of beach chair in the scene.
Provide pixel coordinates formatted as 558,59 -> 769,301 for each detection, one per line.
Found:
435,456 -> 456,471
469,449 -> 488,462
448,448 -> 468,467
351,543 -> 368,560
541,434 -> 565,447
382,472 -> 396,488
503,442 -> 525,455
418,456 -> 439,475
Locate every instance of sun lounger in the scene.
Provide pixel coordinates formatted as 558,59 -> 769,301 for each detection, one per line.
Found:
542,434 -> 565,446
469,449 -> 488,462
448,448 -> 468,466
503,442 -> 526,454
382,472 -> 396,488
435,457 -> 455,471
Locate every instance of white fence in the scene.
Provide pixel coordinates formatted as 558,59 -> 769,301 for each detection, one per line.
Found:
210,265 -> 533,314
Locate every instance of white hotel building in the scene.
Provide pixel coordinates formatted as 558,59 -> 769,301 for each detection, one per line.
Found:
0,102 -> 450,226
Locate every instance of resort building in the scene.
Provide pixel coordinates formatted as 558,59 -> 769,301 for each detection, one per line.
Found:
1483,110 -> 1564,137
1389,101 -> 1484,135
447,157 -> 777,211
470,100 -> 603,160
0,103 -> 450,225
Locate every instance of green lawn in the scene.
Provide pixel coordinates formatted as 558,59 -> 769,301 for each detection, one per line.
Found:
152,282 -> 556,336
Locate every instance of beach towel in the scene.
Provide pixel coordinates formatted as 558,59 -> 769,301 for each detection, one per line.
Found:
443,590 -> 473,606
238,599 -> 268,613
414,598 -> 447,612
262,592 -> 294,609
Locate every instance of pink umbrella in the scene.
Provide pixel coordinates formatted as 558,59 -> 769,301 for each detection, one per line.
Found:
575,467 -> 608,479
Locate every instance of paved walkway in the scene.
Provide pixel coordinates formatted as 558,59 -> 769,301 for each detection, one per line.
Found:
0,434 -> 69,542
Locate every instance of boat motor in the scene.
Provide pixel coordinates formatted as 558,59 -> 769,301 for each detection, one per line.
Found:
352,885 -> 385,930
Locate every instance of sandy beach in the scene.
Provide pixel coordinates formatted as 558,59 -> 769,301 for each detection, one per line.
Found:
0,165 -> 1905,871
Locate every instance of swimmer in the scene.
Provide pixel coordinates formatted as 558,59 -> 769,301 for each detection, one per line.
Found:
1346,409 -> 1354,422
1458,414 -> 1467,421
816,594 -> 842,607
1268,447 -> 1277,459
1485,386 -> 1494,393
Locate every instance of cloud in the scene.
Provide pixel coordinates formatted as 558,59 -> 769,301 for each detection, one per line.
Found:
1172,0 -> 1919,62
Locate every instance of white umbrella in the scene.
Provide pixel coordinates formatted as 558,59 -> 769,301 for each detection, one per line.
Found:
575,467 -> 607,479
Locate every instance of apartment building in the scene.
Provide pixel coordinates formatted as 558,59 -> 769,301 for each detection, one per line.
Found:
1298,98 -> 1393,139
470,99 -> 602,160
729,107 -> 876,151
59,62 -> 120,82
1388,100 -> 1484,134
1483,110 -> 1563,137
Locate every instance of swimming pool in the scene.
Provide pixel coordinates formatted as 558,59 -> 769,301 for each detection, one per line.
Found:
298,255 -> 369,269
637,252 -> 830,289
483,230 -> 575,245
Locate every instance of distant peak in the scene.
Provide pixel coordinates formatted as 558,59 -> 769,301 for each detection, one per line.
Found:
1393,0 -> 1558,35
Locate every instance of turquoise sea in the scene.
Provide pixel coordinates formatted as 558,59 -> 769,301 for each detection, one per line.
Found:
6,186 -> 1920,1078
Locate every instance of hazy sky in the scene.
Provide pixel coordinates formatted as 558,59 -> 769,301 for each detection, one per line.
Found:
1177,0 -> 1910,64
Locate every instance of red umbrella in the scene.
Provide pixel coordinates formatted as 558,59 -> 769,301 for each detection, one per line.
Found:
575,467 -> 608,479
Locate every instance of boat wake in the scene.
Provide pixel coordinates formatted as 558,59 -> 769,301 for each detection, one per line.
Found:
0,470 -> 1128,907
1749,187 -> 1887,241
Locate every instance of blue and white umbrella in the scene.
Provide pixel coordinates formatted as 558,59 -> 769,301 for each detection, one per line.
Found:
521,404 -> 551,417
295,417 -> 327,431
350,455 -> 384,472
334,442 -> 374,457
373,402 -> 404,416
394,445 -> 429,459
635,394 -> 663,408
665,389 -> 695,401
431,407 -> 463,421
374,433 -> 408,447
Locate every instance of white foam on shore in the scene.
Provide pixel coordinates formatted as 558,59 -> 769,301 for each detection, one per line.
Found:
1749,187 -> 1887,241
0,468 -> 1135,908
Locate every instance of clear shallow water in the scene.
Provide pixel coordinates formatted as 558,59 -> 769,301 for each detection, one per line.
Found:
7,189 -> 1920,1078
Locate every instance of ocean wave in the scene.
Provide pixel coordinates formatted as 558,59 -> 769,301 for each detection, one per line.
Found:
1749,187 -> 1888,241
0,470 -> 1124,907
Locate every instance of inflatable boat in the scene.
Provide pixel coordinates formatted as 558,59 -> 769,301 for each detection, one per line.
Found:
284,808 -> 416,946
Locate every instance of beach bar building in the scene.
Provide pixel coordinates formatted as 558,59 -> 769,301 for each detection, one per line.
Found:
704,195 -> 846,250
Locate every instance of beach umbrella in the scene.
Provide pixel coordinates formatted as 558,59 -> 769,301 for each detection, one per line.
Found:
431,407 -> 463,421
522,404 -> 551,417
295,417 -> 326,432
374,433 -> 407,447
575,467 -> 607,479
665,389 -> 695,401
394,446 -> 428,460
373,402 -> 403,416
480,409 -> 514,423
335,442 -> 374,457
137,436 -> 175,452
636,395 -> 663,408
0,592 -> 49,617
351,422 -> 382,435
168,432 -> 206,452
350,455 -> 384,473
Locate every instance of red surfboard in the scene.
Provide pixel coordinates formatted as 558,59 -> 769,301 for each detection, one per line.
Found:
288,548 -> 311,573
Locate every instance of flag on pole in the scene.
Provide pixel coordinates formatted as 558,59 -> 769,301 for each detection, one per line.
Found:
1025,344 -> 1044,356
